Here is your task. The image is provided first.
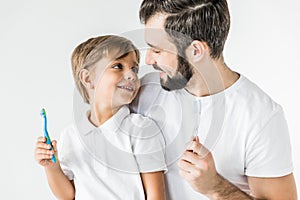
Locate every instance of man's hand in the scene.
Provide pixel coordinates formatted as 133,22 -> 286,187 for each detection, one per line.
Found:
178,136 -> 220,196
178,137 -> 253,199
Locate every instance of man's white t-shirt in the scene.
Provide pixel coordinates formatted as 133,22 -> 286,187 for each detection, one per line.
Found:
58,105 -> 167,199
130,72 -> 293,200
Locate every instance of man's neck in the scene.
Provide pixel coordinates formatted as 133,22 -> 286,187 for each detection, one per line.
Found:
185,59 -> 239,97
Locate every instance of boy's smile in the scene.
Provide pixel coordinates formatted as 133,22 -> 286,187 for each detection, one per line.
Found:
92,51 -> 140,108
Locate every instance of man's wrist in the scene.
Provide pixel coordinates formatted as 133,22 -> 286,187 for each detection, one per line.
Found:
206,173 -> 252,200
205,173 -> 224,199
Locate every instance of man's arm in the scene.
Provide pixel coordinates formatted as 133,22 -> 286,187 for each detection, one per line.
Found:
178,137 -> 297,199
248,174 -> 297,200
204,173 -> 297,200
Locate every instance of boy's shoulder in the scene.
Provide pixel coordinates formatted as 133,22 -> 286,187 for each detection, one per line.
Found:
122,112 -> 161,138
58,123 -> 79,139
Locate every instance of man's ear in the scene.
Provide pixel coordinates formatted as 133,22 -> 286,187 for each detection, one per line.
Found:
187,40 -> 207,62
79,69 -> 94,89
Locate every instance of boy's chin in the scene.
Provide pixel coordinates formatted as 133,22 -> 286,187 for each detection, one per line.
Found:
112,98 -> 133,108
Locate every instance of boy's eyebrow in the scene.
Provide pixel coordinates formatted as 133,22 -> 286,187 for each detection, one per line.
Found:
115,53 -> 128,60
115,53 -> 139,66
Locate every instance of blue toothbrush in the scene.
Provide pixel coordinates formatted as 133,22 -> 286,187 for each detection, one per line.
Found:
40,108 -> 57,163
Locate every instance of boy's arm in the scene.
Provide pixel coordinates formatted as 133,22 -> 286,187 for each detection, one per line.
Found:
44,165 -> 75,200
35,137 -> 75,200
141,171 -> 166,200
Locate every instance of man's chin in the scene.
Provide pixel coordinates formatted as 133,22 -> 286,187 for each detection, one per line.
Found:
161,84 -> 171,91
160,76 -> 188,91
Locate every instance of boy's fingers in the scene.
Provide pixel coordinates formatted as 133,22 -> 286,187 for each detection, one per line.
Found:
51,140 -> 57,151
36,154 -> 53,161
37,136 -> 46,142
36,142 -> 52,149
35,148 -> 54,155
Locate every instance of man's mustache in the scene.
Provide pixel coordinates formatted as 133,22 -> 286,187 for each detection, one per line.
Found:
152,64 -> 163,71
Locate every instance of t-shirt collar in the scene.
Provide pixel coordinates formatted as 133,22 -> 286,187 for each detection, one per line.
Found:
76,105 -> 130,135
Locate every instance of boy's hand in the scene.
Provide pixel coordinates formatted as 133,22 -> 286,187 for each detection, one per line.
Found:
34,136 -> 59,168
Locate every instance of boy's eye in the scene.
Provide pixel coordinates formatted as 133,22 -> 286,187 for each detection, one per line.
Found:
112,64 -> 123,69
132,66 -> 139,74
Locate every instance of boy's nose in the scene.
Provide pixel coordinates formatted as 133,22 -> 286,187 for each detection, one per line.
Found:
124,70 -> 136,81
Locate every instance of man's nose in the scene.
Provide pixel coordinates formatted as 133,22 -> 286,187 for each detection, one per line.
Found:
145,49 -> 155,65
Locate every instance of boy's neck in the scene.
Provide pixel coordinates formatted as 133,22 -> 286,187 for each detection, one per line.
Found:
89,105 -> 121,127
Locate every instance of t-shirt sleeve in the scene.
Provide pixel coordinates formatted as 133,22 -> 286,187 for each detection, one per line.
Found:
57,129 -> 74,180
129,115 -> 167,173
245,107 -> 293,177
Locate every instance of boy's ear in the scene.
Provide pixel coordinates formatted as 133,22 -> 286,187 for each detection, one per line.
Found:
79,69 -> 94,89
186,40 -> 207,63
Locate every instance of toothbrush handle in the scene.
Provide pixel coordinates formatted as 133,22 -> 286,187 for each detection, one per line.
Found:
44,127 -> 57,163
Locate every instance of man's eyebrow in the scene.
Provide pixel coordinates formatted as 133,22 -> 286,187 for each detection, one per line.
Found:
147,42 -> 160,49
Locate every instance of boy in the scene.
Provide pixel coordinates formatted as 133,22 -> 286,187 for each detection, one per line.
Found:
35,35 -> 166,199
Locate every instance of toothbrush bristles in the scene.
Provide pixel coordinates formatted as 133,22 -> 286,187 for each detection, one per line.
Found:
40,108 -> 46,117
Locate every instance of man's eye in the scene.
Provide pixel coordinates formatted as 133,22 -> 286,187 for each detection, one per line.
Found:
132,66 -> 139,74
151,48 -> 160,54
112,64 -> 123,69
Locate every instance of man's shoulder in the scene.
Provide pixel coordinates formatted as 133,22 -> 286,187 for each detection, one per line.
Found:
233,75 -> 282,113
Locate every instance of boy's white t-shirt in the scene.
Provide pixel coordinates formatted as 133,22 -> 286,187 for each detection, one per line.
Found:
131,72 -> 293,199
58,105 -> 167,200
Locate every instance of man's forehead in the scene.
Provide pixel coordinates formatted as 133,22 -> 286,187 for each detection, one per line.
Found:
144,16 -> 177,53
145,13 -> 166,29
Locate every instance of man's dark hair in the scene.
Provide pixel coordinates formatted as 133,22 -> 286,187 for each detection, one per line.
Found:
139,0 -> 230,59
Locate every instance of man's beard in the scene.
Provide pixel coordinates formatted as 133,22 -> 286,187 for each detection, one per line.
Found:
161,55 -> 193,91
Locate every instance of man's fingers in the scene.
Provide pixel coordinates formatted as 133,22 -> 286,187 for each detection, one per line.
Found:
178,159 -> 205,180
178,158 -> 194,171
179,168 -> 191,180
181,151 -> 199,163
193,136 -> 199,142
187,141 -> 210,158
181,151 -> 209,170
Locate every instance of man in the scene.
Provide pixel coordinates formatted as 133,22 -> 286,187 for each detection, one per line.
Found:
131,0 -> 297,199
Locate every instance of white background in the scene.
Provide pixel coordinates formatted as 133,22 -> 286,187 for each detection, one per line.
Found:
0,0 -> 299,199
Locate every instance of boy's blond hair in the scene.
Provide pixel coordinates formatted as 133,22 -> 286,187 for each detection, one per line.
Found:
71,35 -> 140,104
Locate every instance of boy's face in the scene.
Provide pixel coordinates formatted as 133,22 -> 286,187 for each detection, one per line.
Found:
92,51 -> 140,108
